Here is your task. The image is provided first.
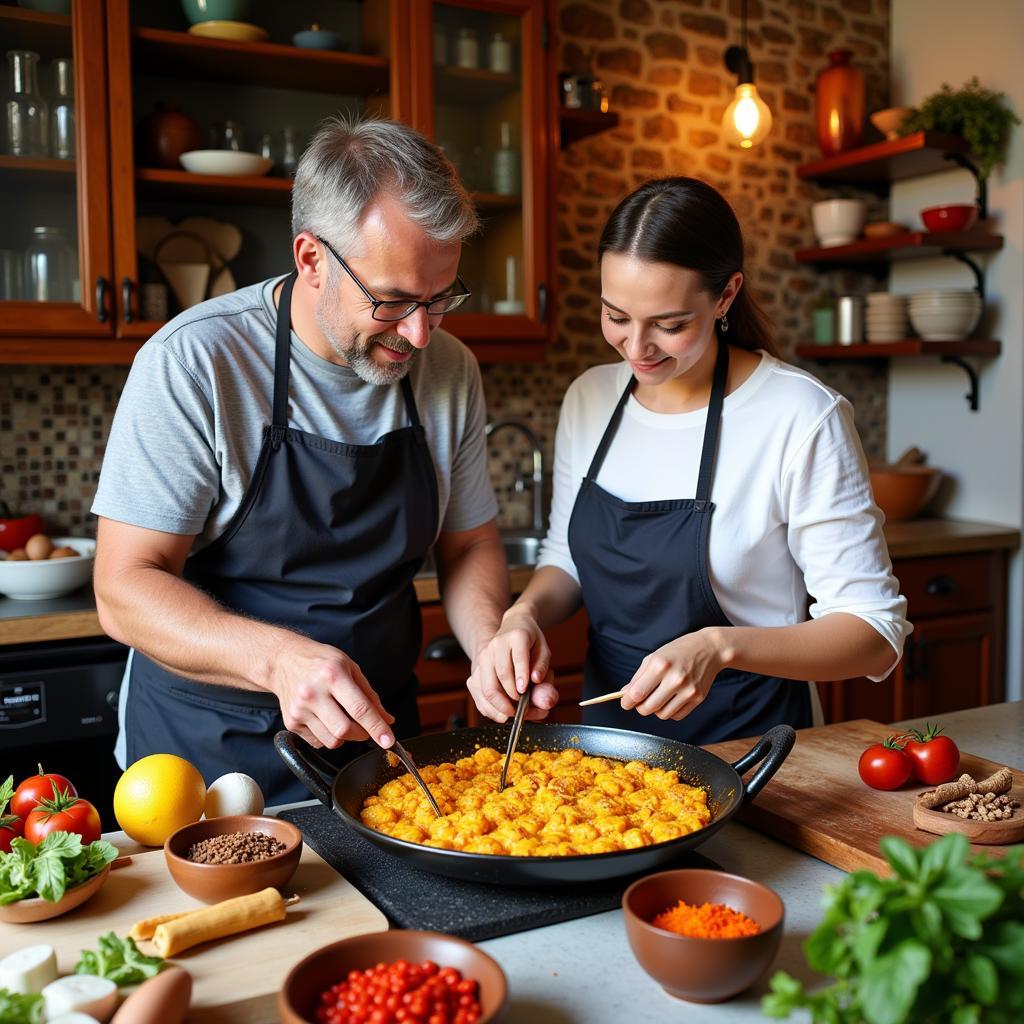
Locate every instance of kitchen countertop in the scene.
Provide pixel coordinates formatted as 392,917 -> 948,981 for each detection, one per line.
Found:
1,517 -> 1017,646
102,700 -> 1021,1022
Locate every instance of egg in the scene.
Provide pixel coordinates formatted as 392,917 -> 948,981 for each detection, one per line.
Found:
50,546 -> 80,559
204,772 -> 265,818
25,533 -> 54,560
5,548 -> 27,561
110,966 -> 191,1024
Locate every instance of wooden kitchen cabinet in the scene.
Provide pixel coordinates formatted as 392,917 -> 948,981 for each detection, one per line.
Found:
1,0 -> 559,364
816,549 -> 1008,725
414,600 -> 588,730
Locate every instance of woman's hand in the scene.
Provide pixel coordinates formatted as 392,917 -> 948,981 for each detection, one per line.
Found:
622,628 -> 726,721
467,607 -> 560,723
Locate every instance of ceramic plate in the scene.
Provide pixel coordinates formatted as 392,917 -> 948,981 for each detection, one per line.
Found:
187,20 -> 269,43
179,150 -> 273,177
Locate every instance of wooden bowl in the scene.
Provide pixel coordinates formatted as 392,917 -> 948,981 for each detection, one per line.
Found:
164,815 -> 302,903
914,772 -> 1024,845
277,930 -> 508,1024
864,221 -> 908,239
869,465 -> 942,521
622,869 -> 784,1003
0,865 -> 110,924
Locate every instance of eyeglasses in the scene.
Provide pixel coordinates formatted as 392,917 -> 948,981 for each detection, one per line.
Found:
316,235 -> 471,322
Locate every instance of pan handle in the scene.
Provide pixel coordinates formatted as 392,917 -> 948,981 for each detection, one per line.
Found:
730,724 -> 795,802
274,730 -> 338,809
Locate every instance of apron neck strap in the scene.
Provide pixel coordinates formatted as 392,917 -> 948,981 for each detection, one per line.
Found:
399,374 -> 421,428
272,271 -> 298,429
695,339 -> 730,503
584,375 -> 636,481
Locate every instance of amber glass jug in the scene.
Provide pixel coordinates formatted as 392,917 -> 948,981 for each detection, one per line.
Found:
815,49 -> 864,156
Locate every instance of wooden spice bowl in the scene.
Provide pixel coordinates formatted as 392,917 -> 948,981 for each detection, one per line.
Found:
622,869 -> 784,1004
164,814 -> 302,903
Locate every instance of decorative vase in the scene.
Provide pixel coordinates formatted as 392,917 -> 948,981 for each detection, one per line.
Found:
139,103 -> 201,169
815,49 -> 865,156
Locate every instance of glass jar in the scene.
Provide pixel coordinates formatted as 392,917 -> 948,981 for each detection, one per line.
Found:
488,32 -> 512,73
455,28 -> 479,69
25,226 -> 75,302
5,50 -> 49,157
50,57 -> 75,160
281,126 -> 299,178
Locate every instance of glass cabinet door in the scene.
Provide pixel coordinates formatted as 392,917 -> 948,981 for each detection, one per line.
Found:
0,0 -> 113,336
413,0 -> 551,345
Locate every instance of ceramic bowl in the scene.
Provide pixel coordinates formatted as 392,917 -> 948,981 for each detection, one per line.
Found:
0,866 -> 110,924
180,0 -> 252,24
278,931 -> 508,1024
909,308 -> 980,341
920,204 -> 978,233
869,106 -> 914,140
179,150 -> 272,176
869,465 -> 942,520
0,536 -> 95,600
811,199 -> 866,247
292,28 -> 347,50
622,869 -> 784,1004
164,815 -> 302,903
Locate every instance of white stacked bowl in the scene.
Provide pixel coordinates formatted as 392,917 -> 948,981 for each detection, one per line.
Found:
811,199 -> 867,248
865,293 -> 908,343
908,289 -> 982,341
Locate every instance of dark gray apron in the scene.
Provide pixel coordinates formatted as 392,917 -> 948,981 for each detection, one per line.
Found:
568,341 -> 811,743
126,272 -> 439,801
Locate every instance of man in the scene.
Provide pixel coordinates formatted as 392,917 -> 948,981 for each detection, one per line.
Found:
92,117 -> 529,802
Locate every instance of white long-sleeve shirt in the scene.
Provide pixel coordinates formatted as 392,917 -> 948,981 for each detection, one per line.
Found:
537,352 -> 911,681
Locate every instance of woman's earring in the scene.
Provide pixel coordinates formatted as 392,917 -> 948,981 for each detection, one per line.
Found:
718,312 -> 729,333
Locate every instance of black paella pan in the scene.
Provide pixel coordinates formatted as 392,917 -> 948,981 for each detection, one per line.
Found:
275,721 -> 794,886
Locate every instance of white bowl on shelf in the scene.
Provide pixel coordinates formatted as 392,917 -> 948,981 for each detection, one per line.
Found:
811,199 -> 867,248
908,308 -> 979,341
0,537 -> 95,600
179,150 -> 273,177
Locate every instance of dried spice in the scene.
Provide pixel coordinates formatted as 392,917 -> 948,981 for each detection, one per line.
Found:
651,899 -> 761,939
186,831 -> 285,864
918,768 -> 1017,821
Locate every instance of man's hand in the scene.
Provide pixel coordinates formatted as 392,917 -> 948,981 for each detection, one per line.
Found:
268,636 -> 396,749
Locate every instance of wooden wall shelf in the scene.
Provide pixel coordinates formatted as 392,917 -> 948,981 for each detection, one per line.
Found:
132,27 -> 390,96
135,167 -> 292,205
796,230 -> 1003,266
0,155 -> 75,190
797,340 -> 1001,360
560,108 -> 620,148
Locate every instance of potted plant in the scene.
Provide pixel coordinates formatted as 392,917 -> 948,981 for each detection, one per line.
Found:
898,78 -> 1019,179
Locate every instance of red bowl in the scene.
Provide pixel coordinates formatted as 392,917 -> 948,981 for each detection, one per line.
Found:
920,204 -> 978,233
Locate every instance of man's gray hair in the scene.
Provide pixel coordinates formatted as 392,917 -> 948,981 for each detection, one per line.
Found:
291,115 -> 479,254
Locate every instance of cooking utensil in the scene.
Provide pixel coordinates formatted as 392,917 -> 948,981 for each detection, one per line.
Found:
498,684 -> 531,792
389,740 -> 442,818
275,722 -> 794,886
578,688 -> 625,707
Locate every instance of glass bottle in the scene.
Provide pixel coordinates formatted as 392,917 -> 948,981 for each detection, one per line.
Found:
492,121 -> 520,196
488,32 -> 512,73
25,226 -> 75,302
5,50 -> 49,157
280,126 -> 299,178
455,28 -> 479,69
50,57 -> 75,161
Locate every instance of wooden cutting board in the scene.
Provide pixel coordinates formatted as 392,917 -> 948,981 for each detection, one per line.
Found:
0,844 -> 387,1023
704,719 -> 1022,876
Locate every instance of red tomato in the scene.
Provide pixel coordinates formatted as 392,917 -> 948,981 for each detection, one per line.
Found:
11,766 -> 76,820
858,736 -> 913,790
903,724 -> 961,785
24,792 -> 101,844
0,512 -> 43,553
0,815 -> 22,853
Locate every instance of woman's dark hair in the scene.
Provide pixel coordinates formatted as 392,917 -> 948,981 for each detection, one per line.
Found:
598,176 -> 776,356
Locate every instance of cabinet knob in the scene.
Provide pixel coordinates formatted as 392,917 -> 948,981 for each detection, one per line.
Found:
423,634 -> 465,661
925,575 -> 957,596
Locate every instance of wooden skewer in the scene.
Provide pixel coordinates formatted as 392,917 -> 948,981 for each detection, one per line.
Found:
578,689 -> 625,707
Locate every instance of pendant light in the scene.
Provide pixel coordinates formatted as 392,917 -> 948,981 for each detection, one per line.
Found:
722,0 -> 772,149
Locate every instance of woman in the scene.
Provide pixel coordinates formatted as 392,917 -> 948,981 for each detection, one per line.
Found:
469,177 -> 909,743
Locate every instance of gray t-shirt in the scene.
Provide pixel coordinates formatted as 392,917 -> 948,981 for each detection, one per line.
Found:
92,276 -> 498,545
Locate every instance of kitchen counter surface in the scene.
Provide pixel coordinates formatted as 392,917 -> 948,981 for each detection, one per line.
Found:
0,517 -> 1018,646
103,701 -> 1023,1023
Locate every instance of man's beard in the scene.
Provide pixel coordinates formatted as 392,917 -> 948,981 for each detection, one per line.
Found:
315,277 -> 418,386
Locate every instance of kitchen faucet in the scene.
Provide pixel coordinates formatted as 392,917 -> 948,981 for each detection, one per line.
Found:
485,419 -> 545,533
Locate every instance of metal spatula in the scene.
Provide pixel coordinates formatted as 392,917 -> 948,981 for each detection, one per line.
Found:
498,684 -> 532,793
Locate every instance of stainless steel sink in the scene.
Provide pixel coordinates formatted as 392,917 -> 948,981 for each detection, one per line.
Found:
416,533 -> 542,578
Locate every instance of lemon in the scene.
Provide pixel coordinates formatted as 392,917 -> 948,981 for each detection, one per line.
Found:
204,772 -> 264,818
113,754 -> 206,846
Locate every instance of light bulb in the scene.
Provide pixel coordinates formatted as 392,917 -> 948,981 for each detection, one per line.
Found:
722,82 -> 773,149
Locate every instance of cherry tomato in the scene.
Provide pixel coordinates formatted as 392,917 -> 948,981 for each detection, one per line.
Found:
903,724 -> 961,785
858,735 -> 913,790
0,815 -> 22,853
11,766 -> 76,820
24,791 -> 101,844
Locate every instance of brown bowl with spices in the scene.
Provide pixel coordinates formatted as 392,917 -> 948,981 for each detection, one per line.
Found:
164,814 -> 302,903
622,868 -> 784,1003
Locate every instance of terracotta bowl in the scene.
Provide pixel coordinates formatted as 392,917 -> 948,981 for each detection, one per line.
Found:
164,814 -> 302,903
622,869 -> 784,1004
0,865 -> 110,924
869,465 -> 942,521
277,930 -> 508,1024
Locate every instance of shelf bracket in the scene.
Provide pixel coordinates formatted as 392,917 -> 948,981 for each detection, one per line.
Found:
940,355 -> 981,412
943,151 -> 988,219
941,249 -> 985,300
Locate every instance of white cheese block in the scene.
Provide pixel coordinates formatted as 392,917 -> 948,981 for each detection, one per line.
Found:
41,975 -> 118,1023
0,944 -> 59,994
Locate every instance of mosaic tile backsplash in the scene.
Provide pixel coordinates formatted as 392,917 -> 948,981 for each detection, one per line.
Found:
2,0 -> 890,537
